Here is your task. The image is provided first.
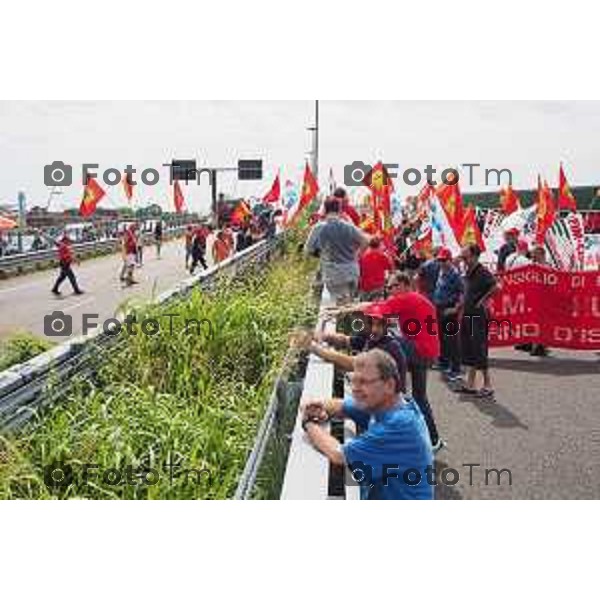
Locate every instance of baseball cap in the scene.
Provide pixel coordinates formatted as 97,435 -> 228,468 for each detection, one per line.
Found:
436,247 -> 452,261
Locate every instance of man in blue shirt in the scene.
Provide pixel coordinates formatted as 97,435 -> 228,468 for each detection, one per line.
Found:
302,348 -> 433,500
432,247 -> 464,380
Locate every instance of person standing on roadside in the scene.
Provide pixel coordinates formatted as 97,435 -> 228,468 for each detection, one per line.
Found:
184,224 -> 194,269
154,220 -> 163,259
305,196 -> 370,305
124,223 -> 139,285
212,230 -> 230,264
431,247 -> 464,381
358,236 -> 394,301
455,243 -> 498,399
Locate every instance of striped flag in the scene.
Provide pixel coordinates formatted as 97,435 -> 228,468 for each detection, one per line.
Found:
545,218 -> 576,270
431,196 -> 461,256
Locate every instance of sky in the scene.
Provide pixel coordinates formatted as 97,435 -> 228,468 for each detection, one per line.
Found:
0,100 -> 599,215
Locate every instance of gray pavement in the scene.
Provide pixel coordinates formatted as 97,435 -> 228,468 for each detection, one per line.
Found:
0,238 -> 215,344
430,346 -> 600,499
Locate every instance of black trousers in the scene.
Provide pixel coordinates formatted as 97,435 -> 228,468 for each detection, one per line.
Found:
52,261 -> 81,293
398,336 -> 439,446
190,252 -> 208,273
409,361 -> 439,446
437,308 -> 461,373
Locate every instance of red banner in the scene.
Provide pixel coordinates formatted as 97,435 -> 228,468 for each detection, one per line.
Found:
487,265 -> 600,349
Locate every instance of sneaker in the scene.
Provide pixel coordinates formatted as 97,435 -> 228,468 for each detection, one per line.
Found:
74,290 -> 85,295
445,370 -> 463,382
432,439 -> 447,454
476,387 -> 496,401
51,289 -> 61,296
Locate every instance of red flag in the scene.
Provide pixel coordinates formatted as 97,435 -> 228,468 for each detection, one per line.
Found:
288,163 -> 319,226
558,164 -> 577,211
411,228 -> 433,259
535,177 -> 556,244
231,200 -> 252,225
79,177 -> 106,217
263,173 -> 281,203
364,161 -> 394,233
416,182 -> 434,217
122,173 -> 134,201
459,205 -> 486,251
499,185 -> 520,215
435,171 -> 464,227
173,180 -> 186,213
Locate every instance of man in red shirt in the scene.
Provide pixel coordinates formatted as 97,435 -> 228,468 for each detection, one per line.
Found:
358,237 -> 394,300
362,271 -> 444,452
51,233 -> 83,295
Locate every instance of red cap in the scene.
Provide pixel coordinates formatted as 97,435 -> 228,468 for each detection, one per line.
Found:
506,227 -> 520,236
362,303 -> 387,320
436,247 -> 452,261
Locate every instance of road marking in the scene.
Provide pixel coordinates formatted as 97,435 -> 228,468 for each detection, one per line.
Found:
60,297 -> 96,313
0,280 -> 49,296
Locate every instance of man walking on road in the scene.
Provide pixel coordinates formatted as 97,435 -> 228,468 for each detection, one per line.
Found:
124,224 -> 139,286
51,233 -> 84,296
190,224 -> 209,274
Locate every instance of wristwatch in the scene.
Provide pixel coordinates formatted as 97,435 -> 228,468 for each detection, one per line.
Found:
302,416 -> 322,431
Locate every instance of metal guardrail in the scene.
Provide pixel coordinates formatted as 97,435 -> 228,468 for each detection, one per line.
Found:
276,289 -> 359,501
234,287 -> 360,500
0,225 -> 187,277
0,235 -> 283,431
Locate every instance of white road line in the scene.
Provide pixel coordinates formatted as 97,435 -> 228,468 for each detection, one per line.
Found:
0,280 -> 50,296
59,297 -> 96,313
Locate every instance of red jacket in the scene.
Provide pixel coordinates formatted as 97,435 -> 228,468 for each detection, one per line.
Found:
125,229 -> 137,254
358,248 -> 393,292
57,239 -> 73,264
375,291 -> 440,360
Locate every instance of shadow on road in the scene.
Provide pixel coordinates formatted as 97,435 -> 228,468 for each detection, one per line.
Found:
489,356 -> 599,377
457,394 -> 529,430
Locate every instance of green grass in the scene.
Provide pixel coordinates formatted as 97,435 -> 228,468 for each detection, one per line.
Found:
0,243 -> 317,499
0,333 -> 54,372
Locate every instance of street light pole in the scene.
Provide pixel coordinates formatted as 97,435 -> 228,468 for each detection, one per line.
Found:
307,100 -> 319,182
314,100 -> 319,181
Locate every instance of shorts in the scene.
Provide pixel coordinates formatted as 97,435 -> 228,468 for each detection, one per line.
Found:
326,279 -> 358,305
461,311 -> 489,370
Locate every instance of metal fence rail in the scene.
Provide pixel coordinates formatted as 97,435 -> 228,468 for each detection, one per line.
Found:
0,224 -> 187,278
0,235 -> 283,431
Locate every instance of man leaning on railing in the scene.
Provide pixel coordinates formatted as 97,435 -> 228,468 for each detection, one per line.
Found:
301,348 -> 434,500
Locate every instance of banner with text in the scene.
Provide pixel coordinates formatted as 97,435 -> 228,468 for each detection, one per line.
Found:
487,265 -> 600,350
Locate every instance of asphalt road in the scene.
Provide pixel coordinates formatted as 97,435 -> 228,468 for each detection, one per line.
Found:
429,346 -> 600,499
0,238 -> 216,344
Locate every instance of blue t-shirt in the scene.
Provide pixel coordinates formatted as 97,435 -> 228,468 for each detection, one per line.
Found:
342,397 -> 434,500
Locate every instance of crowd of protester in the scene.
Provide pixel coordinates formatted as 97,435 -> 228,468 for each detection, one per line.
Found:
298,188 -> 519,500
